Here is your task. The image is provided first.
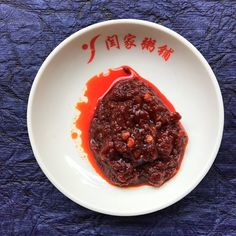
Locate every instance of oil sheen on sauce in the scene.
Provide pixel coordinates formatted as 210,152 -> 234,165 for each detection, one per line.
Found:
73,65 -> 186,186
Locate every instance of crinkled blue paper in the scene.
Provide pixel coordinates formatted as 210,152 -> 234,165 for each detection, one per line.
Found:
0,1 -> 235,235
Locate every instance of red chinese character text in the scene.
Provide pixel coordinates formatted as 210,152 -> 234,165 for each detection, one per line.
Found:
105,35 -> 120,50
158,45 -> 174,61
141,37 -> 156,52
124,33 -> 136,49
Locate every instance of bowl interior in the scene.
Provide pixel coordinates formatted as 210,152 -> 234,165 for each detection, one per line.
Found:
28,20 -> 223,216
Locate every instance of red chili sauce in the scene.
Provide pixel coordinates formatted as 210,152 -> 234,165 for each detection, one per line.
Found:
74,66 -> 188,187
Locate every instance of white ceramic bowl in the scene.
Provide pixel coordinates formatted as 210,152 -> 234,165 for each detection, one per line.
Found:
27,19 -> 224,216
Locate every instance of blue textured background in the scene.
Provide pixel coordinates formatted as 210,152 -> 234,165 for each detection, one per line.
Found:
0,1 -> 235,235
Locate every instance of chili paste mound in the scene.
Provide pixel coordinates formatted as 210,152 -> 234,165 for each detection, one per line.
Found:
89,70 -> 187,187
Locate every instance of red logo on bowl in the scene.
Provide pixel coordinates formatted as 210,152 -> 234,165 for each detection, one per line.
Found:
82,34 -> 174,64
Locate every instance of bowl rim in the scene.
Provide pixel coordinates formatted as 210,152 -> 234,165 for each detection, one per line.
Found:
27,19 -> 224,216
